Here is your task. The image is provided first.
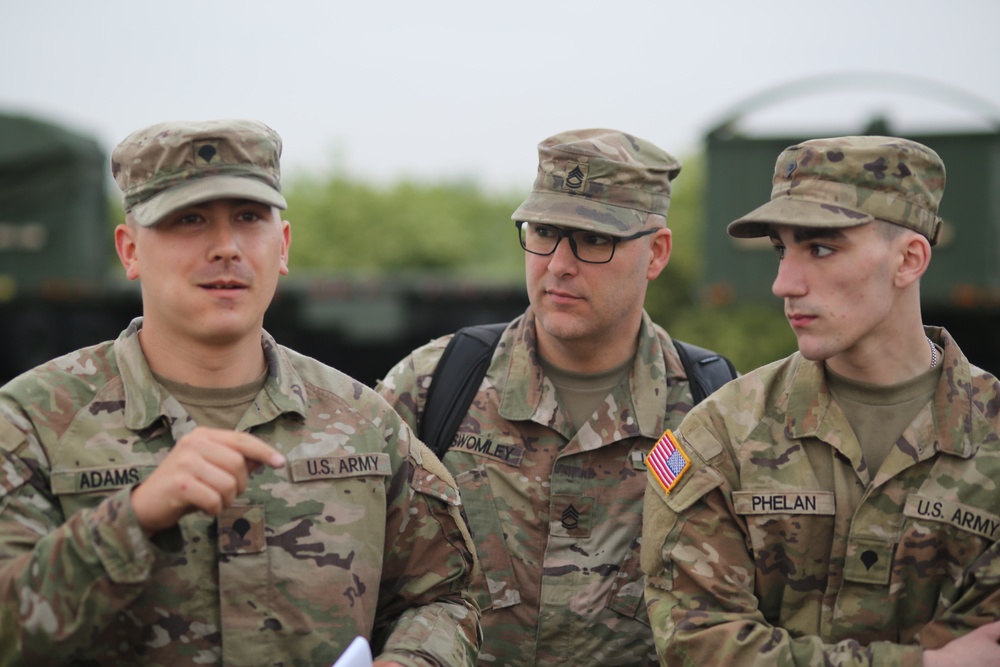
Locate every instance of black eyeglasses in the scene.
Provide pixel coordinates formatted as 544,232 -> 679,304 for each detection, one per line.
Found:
515,221 -> 658,264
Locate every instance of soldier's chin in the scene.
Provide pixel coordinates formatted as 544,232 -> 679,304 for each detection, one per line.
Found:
794,340 -> 837,363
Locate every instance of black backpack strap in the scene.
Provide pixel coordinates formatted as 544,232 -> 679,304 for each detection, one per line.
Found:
419,322 -> 508,460
420,327 -> 734,459
673,339 -> 738,405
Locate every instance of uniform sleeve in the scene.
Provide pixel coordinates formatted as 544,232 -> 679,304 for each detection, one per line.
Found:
640,420 -> 924,667
375,336 -> 451,436
917,521 -> 1000,648
375,353 -> 423,433
0,409 -> 157,665
372,418 -> 481,667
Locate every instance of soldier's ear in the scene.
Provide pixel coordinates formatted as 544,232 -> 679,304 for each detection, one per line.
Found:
894,231 -> 931,289
279,218 -> 291,276
114,223 -> 141,281
646,228 -> 672,280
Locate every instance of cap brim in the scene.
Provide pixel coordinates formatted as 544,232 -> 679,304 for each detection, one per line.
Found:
511,191 -> 652,237
130,176 -> 288,227
727,196 -> 875,239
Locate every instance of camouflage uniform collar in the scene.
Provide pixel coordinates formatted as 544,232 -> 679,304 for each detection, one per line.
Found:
495,311 -> 548,423
927,326 -> 995,458
786,357 -> 849,453
785,327 -> 989,460
497,308 -> 667,439
115,318 -> 307,433
257,332 -> 310,422
632,312 -> 681,438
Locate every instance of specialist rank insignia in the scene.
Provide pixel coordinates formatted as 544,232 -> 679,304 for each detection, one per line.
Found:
646,429 -> 690,494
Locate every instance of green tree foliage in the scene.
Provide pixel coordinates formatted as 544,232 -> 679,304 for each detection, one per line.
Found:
284,174 -> 525,279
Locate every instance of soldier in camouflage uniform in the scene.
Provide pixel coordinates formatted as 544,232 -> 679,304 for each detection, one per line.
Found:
378,129 -> 730,665
641,136 -> 1000,666
0,119 -> 481,667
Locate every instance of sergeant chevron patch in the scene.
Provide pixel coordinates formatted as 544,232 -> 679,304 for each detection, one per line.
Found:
647,429 -> 690,494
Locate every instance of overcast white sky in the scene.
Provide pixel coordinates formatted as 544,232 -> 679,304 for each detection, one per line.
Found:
3,0 -> 999,191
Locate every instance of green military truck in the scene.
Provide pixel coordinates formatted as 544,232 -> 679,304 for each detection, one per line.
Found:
0,112 -> 529,387
698,74 -> 1000,376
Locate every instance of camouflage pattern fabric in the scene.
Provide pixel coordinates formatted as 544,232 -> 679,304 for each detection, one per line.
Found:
641,327 -> 1000,666
510,128 -> 682,236
727,135 -> 945,244
378,308 -> 700,666
0,318 -> 481,667
111,119 -> 288,227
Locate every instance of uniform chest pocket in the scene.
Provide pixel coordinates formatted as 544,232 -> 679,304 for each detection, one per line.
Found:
732,490 -> 837,553
235,465 -> 391,641
605,534 -> 650,625
899,495 -> 1000,594
603,446 -> 653,624
454,465 -> 521,612
732,489 -> 837,615
283,455 -> 391,551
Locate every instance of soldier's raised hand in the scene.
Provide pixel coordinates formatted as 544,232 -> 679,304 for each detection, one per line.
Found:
131,427 -> 286,534
923,620 -> 1000,667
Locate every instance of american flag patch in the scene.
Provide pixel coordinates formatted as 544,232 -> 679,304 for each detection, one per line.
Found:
646,430 -> 690,494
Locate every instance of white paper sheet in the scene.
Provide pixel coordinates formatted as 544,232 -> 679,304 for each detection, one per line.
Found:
332,636 -> 373,667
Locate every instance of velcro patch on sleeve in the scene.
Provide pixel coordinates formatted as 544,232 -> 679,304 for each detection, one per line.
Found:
0,419 -> 30,496
646,429 -> 690,495
0,416 -> 26,454
411,464 -> 461,507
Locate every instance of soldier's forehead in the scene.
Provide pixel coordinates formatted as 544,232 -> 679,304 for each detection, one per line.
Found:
767,226 -> 850,243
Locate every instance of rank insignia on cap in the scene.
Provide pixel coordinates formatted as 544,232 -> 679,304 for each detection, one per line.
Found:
647,429 -> 690,494
566,164 -> 587,189
194,140 -> 220,165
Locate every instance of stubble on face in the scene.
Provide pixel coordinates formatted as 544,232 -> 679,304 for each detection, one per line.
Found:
130,200 -> 290,350
526,232 -> 654,368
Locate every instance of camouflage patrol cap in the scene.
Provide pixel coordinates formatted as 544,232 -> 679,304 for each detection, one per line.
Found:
111,119 -> 287,227
511,128 -> 682,236
728,135 -> 945,245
